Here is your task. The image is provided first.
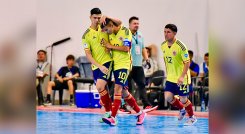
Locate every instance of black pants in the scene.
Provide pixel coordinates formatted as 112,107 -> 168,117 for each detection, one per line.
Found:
36,78 -> 44,105
128,66 -> 151,107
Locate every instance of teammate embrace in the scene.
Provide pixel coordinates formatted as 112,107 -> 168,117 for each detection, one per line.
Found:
82,7 -> 197,126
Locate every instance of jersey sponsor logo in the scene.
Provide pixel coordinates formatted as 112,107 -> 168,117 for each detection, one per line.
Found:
138,35 -> 141,38
184,53 -> 188,58
123,38 -> 131,47
93,36 -> 96,39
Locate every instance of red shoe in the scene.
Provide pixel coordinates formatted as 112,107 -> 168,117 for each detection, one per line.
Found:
143,105 -> 158,113
136,111 -> 147,125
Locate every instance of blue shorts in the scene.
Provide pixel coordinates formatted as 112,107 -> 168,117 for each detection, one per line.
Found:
164,81 -> 189,96
113,69 -> 129,87
93,61 -> 112,84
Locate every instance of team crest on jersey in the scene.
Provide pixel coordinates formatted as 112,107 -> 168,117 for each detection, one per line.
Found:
119,37 -> 123,41
110,38 -> 113,40
138,35 -> 141,38
173,51 -> 177,56
184,53 -> 188,58
93,36 -> 96,39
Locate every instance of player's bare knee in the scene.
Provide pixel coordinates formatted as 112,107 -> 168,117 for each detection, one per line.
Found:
179,96 -> 188,103
96,85 -> 103,92
164,92 -> 173,102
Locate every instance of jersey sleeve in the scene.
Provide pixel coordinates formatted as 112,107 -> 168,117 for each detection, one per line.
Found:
82,29 -> 91,50
123,28 -> 132,47
180,47 -> 190,63
57,67 -> 65,77
82,37 -> 90,51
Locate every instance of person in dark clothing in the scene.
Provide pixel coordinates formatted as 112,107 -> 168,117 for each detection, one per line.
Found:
44,54 -> 80,106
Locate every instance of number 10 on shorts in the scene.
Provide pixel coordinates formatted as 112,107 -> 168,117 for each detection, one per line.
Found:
118,72 -> 127,83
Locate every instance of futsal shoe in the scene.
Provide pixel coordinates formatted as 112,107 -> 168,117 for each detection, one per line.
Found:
184,115 -> 197,125
136,111 -> 147,125
143,105 -> 158,113
178,109 -> 186,121
99,112 -> 111,123
102,116 -> 117,126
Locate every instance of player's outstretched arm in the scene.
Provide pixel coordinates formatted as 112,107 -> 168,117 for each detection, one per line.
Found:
101,38 -> 129,52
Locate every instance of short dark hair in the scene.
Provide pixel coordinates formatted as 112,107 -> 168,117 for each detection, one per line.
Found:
204,53 -> 209,57
100,18 -> 118,29
37,49 -> 46,55
165,24 -> 178,33
90,8 -> 101,15
66,54 -> 75,61
188,50 -> 193,56
129,16 -> 139,23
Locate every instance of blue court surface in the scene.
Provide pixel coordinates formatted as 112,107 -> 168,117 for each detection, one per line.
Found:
37,111 -> 208,134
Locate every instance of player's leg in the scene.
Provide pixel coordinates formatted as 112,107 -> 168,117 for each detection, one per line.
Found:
119,71 -> 132,114
102,84 -> 122,126
122,89 -> 147,125
102,69 -> 126,126
93,62 -> 112,112
93,62 -> 113,122
96,79 -> 112,112
164,81 -> 185,120
179,85 -> 197,125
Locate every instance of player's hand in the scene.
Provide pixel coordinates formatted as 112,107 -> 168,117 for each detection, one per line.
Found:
177,76 -> 184,86
105,48 -> 111,53
100,15 -> 107,26
99,66 -> 109,75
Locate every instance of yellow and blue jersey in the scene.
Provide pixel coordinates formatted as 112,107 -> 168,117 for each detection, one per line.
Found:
109,26 -> 132,70
161,39 -> 191,85
82,26 -> 112,70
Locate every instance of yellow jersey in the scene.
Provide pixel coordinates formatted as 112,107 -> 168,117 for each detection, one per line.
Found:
82,26 -> 112,70
109,26 -> 132,70
161,39 -> 191,84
